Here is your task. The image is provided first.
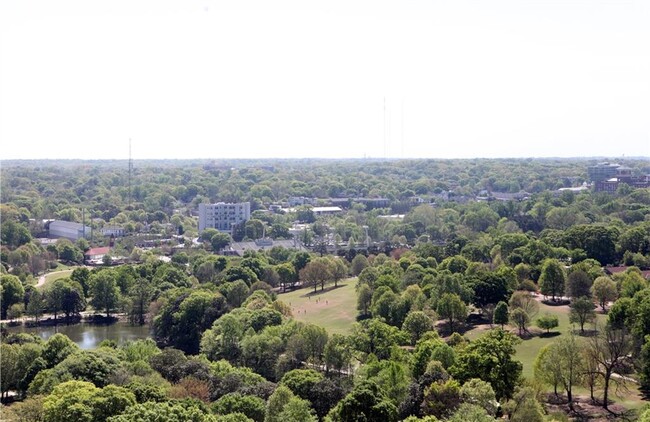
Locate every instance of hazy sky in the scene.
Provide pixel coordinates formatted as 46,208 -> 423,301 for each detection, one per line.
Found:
1,0 -> 648,160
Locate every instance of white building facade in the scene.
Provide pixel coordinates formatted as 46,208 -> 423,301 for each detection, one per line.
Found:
100,226 -> 126,237
48,220 -> 91,241
199,202 -> 251,234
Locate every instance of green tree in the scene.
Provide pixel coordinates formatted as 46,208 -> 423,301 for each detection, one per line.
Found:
563,224 -> 617,265
437,293 -> 467,333
350,318 -> 408,361
327,380 -> 398,422
534,344 -> 562,396
26,289 -> 45,322
280,369 -> 324,401
639,335 -> 650,391
1,219 -> 32,248
459,378 -> 498,416
402,311 -> 434,345
357,284 -> 372,316
451,329 -> 522,400
539,259 -> 566,302
57,240 -> 83,264
211,232 -> 232,251
448,403 -> 494,422
90,272 -> 120,317
1,274 -> 25,319
70,267 -> 92,297
493,301 -> 509,329
212,393 -> 266,422
43,380 -> 135,422
565,270 -> 592,300
299,257 -> 332,293
0,344 -> 20,400
42,333 -> 79,368
45,279 -> 85,321
277,397 -> 317,422
569,297 -> 596,334
241,332 -> 284,380
421,379 -> 462,419
227,280 -> 250,308
536,314 -> 559,334
266,385 -> 294,422
154,289 -> 227,354
329,257 -> 348,287
276,263 -> 297,291
502,386 -> 544,422
591,276 -> 617,311
555,333 -> 584,409
323,334 -> 352,375
108,401 -> 215,421
509,308 -> 530,336
128,278 -> 153,325
350,254 -> 369,276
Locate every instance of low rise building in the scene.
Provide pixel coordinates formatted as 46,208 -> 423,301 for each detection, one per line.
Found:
84,246 -> 110,264
48,220 -> 91,241
100,226 -> 126,237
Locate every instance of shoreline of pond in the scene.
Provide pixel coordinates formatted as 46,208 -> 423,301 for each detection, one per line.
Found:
2,317 -> 152,349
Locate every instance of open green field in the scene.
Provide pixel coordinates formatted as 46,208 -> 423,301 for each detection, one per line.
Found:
278,284 -> 646,409
39,269 -> 74,289
278,279 -> 358,335
465,299 -> 646,409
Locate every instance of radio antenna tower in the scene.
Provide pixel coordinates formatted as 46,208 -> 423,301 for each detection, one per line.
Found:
128,139 -> 133,207
383,97 -> 387,158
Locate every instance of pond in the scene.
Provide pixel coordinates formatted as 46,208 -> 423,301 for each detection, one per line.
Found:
6,322 -> 152,349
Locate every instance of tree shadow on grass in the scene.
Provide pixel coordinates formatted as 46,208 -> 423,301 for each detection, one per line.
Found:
542,298 -> 571,306
571,328 -> 600,337
539,331 -> 562,339
300,283 -> 349,298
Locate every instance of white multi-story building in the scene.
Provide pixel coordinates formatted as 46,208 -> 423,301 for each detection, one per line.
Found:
199,202 -> 251,234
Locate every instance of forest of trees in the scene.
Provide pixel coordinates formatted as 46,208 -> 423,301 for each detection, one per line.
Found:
2,158 -> 650,421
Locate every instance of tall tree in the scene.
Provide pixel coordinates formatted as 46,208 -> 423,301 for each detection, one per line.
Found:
26,289 -> 45,322
566,270 -> 592,300
591,276 -> 617,311
534,344 -> 562,396
569,297 -> 596,334
357,284 -> 372,316
539,259 -> 566,302
451,329 -> 522,400
327,380 -> 398,422
402,311 -> 434,345
437,293 -> 467,333
509,308 -> 530,336
128,278 -> 153,325
1,274 -> 24,319
493,301 -> 509,329
555,333 -> 584,410
586,325 -> 633,409
90,271 -> 121,317
299,257 -> 332,293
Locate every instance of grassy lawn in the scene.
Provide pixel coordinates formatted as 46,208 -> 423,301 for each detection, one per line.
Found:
464,299 -> 647,409
513,301 -> 606,378
40,269 -> 74,288
277,279 -> 358,335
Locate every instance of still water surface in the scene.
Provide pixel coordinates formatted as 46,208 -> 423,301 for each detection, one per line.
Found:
7,322 -> 151,349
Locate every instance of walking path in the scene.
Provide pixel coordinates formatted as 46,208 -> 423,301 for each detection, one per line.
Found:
35,269 -> 75,288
